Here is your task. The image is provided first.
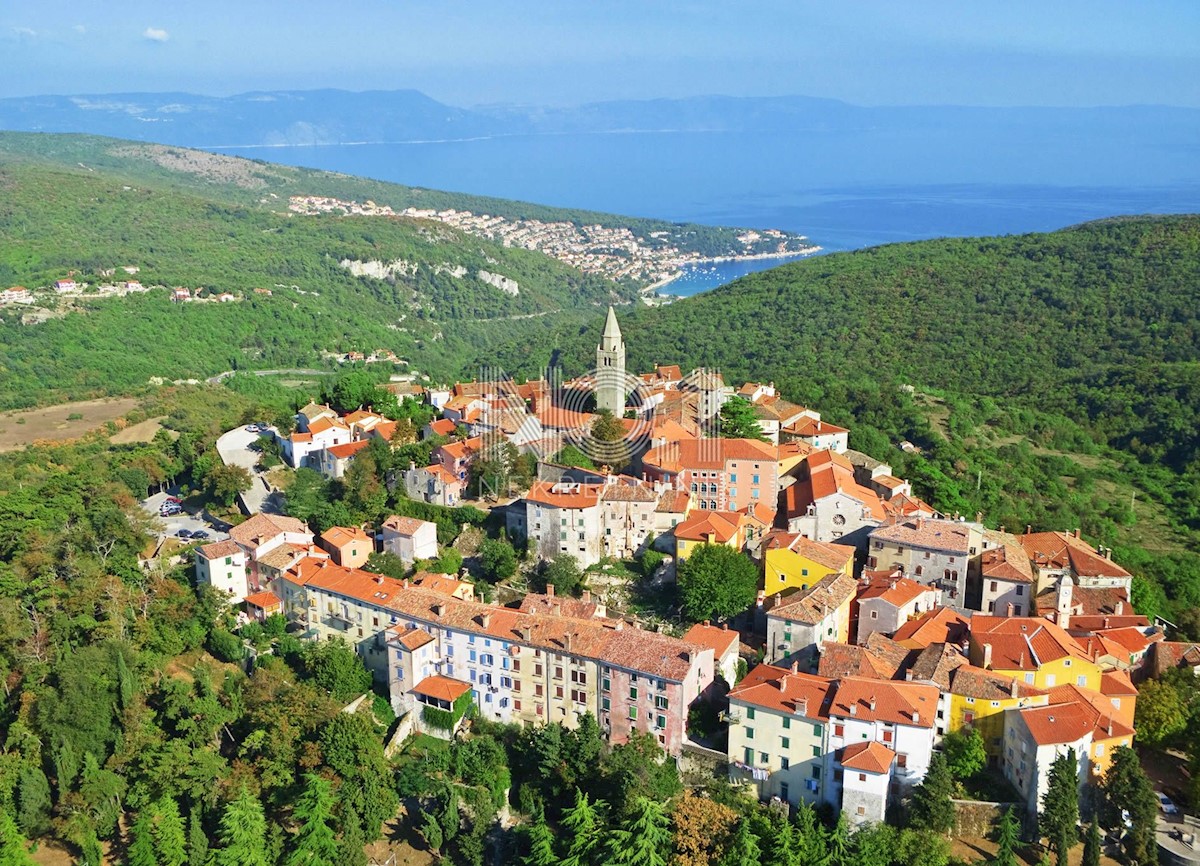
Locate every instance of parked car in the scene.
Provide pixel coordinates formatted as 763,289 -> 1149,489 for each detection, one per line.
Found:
175,529 -> 192,538
191,530 -> 210,540
165,496 -> 182,503
1158,792 -> 1180,815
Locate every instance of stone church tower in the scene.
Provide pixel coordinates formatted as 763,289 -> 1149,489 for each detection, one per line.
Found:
595,305 -> 626,414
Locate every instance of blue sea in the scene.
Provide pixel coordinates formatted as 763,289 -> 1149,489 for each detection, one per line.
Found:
215,129 -> 1200,295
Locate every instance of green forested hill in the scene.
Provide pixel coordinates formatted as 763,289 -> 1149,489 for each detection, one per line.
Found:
0,159 -> 629,406
496,216 -> 1200,613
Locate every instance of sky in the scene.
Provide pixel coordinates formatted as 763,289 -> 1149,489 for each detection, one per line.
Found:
2,0 -> 1199,108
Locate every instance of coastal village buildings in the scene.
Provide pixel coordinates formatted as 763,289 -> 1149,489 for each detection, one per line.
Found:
199,308 -> 1161,832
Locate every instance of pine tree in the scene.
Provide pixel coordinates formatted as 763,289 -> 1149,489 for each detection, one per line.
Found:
153,797 -> 188,866
0,804 -> 38,866
127,813 -> 159,866
1082,822 -> 1101,866
187,806 -> 208,866
827,813 -> 851,866
1040,748 -> 1079,866
211,788 -> 272,866
523,805 -> 557,866
720,819 -> 763,866
606,797 -> 671,866
286,774 -> 339,866
910,753 -> 957,834
767,815 -> 799,866
994,806 -> 1021,866
561,788 -> 605,866
792,801 -> 824,866
418,811 -> 444,854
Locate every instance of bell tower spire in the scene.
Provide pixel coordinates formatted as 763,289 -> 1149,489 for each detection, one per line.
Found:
595,305 -> 626,414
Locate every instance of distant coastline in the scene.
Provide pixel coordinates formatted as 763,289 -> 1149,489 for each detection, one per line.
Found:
641,247 -> 822,298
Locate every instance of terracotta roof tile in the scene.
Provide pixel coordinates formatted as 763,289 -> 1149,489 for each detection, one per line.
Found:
381,515 -> 432,535
197,539 -> 243,560
674,510 -> 743,544
771,572 -> 858,625
857,574 -> 935,607
839,741 -> 896,774
244,590 -> 280,608
950,665 -> 1047,700
326,440 -> 371,460
525,481 -> 604,509
870,517 -> 974,554
320,525 -> 372,548
682,622 -> 740,658
907,643 -> 968,690
412,674 -> 472,702
828,677 -> 938,728
762,531 -> 856,572
728,664 -> 836,720
892,607 -> 970,649
1019,531 -> 1131,579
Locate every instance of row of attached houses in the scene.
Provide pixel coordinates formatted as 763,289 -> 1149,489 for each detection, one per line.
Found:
276,558 -> 716,753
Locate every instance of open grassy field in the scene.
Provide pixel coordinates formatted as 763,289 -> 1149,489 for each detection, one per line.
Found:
0,396 -> 139,451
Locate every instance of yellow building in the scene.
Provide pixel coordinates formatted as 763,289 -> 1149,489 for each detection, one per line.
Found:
761,530 -> 856,597
946,665 -> 1049,756
673,510 -> 745,561
968,616 -> 1102,692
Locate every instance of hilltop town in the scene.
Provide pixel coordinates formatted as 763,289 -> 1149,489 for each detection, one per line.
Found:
188,306 -> 1179,842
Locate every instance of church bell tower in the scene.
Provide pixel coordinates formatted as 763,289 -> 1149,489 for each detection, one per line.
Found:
595,305 -> 626,414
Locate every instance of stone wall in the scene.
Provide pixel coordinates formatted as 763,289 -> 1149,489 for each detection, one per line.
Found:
678,741 -> 728,785
951,798 -> 1018,837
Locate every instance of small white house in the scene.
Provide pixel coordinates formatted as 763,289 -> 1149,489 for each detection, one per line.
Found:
195,540 -> 249,603
380,515 -> 438,564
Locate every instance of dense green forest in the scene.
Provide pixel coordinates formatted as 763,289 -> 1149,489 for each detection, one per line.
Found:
0,158 -> 631,407
0,131 -> 806,258
493,216 -> 1200,620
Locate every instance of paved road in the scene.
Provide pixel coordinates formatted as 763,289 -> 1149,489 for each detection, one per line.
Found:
215,425 -> 281,514
206,368 -> 327,385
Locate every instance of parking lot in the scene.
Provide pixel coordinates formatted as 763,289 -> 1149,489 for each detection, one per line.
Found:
215,423 -> 280,514
142,491 -> 230,547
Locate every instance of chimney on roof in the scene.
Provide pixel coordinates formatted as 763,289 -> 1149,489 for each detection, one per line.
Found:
1107,720 -> 1113,737
1010,678 -> 1019,699
913,711 -> 920,724
374,575 -> 384,585
791,661 -> 799,674
433,602 -> 446,617
869,695 -> 877,711
481,612 -> 491,629
614,620 -> 624,631
796,697 -> 808,716
582,590 -> 592,604
518,626 -> 531,642
546,584 -> 555,599
982,642 -> 993,669
1115,600 -> 1124,616
849,703 -> 857,716
1000,525 -> 1006,534
565,632 -> 574,651
1074,528 -> 1081,538
1025,524 -> 1032,535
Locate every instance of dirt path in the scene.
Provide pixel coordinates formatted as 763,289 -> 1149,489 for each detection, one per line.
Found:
0,397 -> 139,451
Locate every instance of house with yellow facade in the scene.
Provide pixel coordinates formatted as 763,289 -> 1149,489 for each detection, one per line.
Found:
764,571 -> 858,665
762,530 -> 855,597
968,616 -> 1101,691
946,665 -> 1049,757
673,510 -> 745,561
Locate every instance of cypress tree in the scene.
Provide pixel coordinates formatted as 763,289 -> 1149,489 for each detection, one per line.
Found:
285,774 -> 339,866
338,805 -> 368,866
768,813 -> 799,866
1082,822 -> 1101,866
187,806 -> 208,866
211,788 -> 271,866
153,797 -> 188,866
1040,748 -> 1079,866
910,753 -> 957,834
127,813 -> 159,866
827,813 -> 852,866
994,805 -> 1020,866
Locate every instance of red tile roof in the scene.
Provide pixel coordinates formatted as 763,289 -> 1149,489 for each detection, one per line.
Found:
971,616 -> 1090,670
674,510 -> 743,544
197,539 -> 243,560
950,665 -> 1047,700
1017,700 -> 1097,747
326,440 -> 371,460
818,641 -> 903,681
787,417 -> 849,438
229,513 -> 311,551
428,418 -> 457,436
980,543 -> 1034,583
771,572 -> 858,625
643,437 -> 777,473
1100,669 -> 1138,697
381,515 -> 433,535
412,674 -> 472,702
1019,530 -> 1131,579
320,525 -> 372,548
839,741 -> 896,775
783,450 -> 886,520
857,574 -> 934,608
870,517 -> 973,554
728,664 -> 836,720
828,677 -> 938,728
682,622 -> 740,659
892,607 -> 970,649
244,590 -> 281,609
390,625 -> 435,651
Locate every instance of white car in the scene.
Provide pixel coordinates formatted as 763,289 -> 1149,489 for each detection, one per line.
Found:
1157,792 -> 1180,815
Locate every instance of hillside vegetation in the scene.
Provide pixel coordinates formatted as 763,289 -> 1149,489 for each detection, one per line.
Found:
0,158 -> 630,407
